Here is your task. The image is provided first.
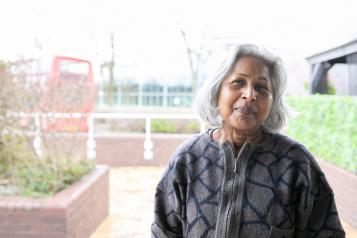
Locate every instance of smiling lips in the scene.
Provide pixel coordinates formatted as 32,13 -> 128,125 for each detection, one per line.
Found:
234,106 -> 254,114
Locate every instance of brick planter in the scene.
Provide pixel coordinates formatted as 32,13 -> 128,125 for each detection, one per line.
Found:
0,165 -> 109,238
318,159 -> 357,228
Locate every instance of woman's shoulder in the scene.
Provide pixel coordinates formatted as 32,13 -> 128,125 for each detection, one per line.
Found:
269,133 -> 316,163
174,131 -> 220,156
164,132 -> 222,181
168,131 -> 221,164
272,133 -> 334,197
270,133 -> 325,173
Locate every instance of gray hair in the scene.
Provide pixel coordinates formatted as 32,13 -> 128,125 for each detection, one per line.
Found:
196,44 -> 292,133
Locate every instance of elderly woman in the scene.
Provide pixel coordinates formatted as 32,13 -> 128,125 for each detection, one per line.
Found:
151,44 -> 345,238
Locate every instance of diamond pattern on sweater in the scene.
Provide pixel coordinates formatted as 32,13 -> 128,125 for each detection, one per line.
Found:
152,133 -> 345,238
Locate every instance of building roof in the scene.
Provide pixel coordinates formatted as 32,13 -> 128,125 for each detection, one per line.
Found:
306,38 -> 357,64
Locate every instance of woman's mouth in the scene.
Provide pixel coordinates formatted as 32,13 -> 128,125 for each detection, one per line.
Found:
234,106 -> 254,114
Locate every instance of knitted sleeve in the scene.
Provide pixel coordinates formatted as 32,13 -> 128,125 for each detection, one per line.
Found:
292,147 -> 345,238
151,158 -> 186,238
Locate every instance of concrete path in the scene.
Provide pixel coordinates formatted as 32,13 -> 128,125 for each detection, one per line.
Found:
91,167 -> 164,238
91,167 -> 357,238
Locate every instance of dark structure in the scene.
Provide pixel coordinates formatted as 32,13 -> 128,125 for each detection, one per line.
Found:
306,38 -> 357,95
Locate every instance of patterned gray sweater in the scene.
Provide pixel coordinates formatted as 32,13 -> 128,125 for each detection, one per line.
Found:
151,132 -> 345,238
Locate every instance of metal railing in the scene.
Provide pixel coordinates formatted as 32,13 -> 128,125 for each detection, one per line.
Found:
87,113 -> 205,160
17,112 -> 205,160
11,112 -> 85,158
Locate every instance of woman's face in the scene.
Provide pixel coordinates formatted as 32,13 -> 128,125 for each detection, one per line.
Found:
218,56 -> 273,133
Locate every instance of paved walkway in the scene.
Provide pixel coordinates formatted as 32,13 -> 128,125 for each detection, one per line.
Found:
91,167 -> 357,238
91,167 -> 164,238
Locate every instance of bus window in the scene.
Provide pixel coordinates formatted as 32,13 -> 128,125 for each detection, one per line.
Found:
59,60 -> 89,82
11,56 -> 95,132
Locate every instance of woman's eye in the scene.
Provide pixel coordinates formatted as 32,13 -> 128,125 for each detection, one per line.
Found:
256,85 -> 269,92
232,79 -> 245,86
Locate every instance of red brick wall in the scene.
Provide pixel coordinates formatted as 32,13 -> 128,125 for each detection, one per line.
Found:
66,165 -> 109,237
95,134 -> 190,166
35,133 -> 191,167
0,165 -> 109,238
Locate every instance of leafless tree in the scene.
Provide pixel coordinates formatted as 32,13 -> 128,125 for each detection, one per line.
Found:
0,60 -> 37,178
101,33 -> 117,105
1,57 -> 88,161
180,29 -> 211,96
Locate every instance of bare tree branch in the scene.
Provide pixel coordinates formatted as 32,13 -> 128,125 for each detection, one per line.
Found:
180,29 -> 211,97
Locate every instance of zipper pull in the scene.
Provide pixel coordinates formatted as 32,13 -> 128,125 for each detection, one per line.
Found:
234,161 -> 237,173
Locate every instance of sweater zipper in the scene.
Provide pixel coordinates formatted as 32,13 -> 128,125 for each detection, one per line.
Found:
224,142 -> 248,238
229,143 -> 248,237
214,141 -> 235,238
234,159 -> 238,173
223,143 -> 236,238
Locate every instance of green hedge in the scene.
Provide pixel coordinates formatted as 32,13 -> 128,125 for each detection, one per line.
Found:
152,119 -> 177,133
285,95 -> 357,174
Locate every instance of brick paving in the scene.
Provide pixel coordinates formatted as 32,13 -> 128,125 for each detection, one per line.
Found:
91,167 -> 357,238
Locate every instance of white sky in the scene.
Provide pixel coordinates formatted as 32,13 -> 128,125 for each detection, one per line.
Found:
1,0 -> 357,84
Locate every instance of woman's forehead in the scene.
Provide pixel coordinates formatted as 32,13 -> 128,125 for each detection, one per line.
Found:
230,56 -> 271,80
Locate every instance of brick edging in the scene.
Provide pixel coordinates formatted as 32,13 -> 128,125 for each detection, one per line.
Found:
0,165 -> 110,238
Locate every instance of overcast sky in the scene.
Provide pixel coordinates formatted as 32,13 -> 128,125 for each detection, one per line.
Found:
1,0 -> 356,83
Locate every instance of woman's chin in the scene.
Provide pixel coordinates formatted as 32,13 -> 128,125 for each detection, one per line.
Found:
229,124 -> 258,133
228,118 -> 258,132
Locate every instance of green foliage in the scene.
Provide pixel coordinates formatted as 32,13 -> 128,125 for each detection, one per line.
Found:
0,132 -> 95,197
152,119 -> 177,133
0,61 -> 7,72
327,79 -> 336,95
0,133 -> 30,175
183,121 -> 200,133
151,119 -> 201,133
303,81 -> 309,91
14,157 -> 94,197
285,95 -> 357,173
0,59 -> 94,198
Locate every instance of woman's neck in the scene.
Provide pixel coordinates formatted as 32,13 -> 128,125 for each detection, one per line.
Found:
213,126 -> 266,148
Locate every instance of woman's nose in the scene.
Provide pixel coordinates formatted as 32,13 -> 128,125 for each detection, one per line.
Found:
241,87 -> 256,101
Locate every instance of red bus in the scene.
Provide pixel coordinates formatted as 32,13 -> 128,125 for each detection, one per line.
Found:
11,56 -> 95,132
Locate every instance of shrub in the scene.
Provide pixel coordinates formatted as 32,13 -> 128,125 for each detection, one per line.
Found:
285,95 -> 357,173
152,119 -> 176,133
183,121 -> 200,133
0,60 -> 94,197
14,156 -> 94,197
151,119 -> 201,134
